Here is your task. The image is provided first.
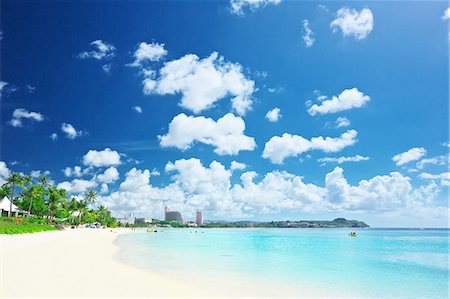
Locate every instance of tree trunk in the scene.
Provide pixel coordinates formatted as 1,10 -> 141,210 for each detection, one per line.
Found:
27,197 -> 33,217
9,185 -> 15,217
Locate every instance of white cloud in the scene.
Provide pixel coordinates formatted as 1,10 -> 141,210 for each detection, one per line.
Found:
128,42 -> 167,67
230,0 -> 282,15
418,172 -> 450,186
61,123 -> 84,139
442,8 -> 450,20
30,170 -> 50,178
63,166 -> 91,178
82,148 -> 122,167
265,107 -> 282,122
318,155 -> 369,165
159,113 -> 256,155
392,147 -> 427,166
302,19 -> 315,47
330,7 -> 374,39
230,161 -> 247,171
0,161 -> 11,179
132,106 -> 142,113
57,178 -> 97,194
9,108 -> 44,127
416,155 -> 449,169
98,159 -> 447,222
102,64 -> 112,73
97,167 -> 120,184
26,85 -> 36,93
77,40 -> 116,60
0,81 -> 8,98
100,183 -> 109,194
50,133 -> 58,141
142,52 -> 255,115
335,116 -> 350,128
263,130 -> 358,164
307,88 -> 370,116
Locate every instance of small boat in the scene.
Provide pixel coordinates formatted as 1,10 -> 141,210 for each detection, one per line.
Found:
147,229 -> 158,233
348,232 -> 357,237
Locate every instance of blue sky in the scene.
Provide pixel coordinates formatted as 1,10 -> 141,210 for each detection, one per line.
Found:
1,0 -> 449,227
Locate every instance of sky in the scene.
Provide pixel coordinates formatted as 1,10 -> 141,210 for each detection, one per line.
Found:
0,0 -> 449,227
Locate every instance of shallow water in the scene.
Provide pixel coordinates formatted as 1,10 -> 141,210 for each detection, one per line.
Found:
116,228 -> 449,298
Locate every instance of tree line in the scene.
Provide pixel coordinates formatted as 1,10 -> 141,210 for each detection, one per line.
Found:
0,173 -> 118,227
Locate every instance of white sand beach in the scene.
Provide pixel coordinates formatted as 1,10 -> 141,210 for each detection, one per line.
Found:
1,229 -> 337,299
1,229 -> 216,298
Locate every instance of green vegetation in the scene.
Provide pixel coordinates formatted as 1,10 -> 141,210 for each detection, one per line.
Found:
0,172 -> 118,234
0,217 -> 56,234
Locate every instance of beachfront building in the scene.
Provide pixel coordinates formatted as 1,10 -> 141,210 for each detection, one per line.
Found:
164,207 -> 183,222
135,218 -> 153,224
195,210 -> 203,225
0,197 -> 27,217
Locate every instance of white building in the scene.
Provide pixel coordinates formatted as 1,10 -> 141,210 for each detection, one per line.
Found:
0,197 -> 26,217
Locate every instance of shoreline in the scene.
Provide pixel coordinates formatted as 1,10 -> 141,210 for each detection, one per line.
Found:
1,229 -> 215,298
1,228 -> 355,298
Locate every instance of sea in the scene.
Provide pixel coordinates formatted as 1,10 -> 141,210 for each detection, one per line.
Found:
115,228 -> 449,298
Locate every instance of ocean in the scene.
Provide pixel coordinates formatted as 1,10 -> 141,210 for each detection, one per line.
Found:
115,228 -> 449,298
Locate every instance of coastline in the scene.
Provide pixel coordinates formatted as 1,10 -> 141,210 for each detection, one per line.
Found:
1,229 -> 215,298
1,228 -> 330,299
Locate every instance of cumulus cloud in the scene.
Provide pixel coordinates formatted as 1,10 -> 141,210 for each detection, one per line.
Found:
302,19 -> 315,47
61,123 -> 84,139
307,88 -> 370,116
97,167 -> 120,184
57,178 -> 98,194
159,113 -> 256,155
265,107 -> 282,122
318,155 -> 369,165
335,116 -> 350,128
9,108 -> 44,127
0,161 -> 11,181
128,42 -> 167,67
142,52 -> 255,115
77,40 -> 116,60
230,161 -> 247,171
63,166 -> 92,178
97,159 -> 447,221
330,7 -> 374,39
230,0 -> 282,15
132,106 -> 142,113
392,147 -> 427,166
442,8 -> 450,20
263,130 -> 358,164
82,148 -> 122,167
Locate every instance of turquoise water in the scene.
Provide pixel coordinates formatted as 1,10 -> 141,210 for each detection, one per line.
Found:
116,228 -> 449,298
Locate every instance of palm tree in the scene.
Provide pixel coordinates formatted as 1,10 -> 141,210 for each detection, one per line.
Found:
68,198 -> 79,224
23,185 -> 45,216
2,173 -> 24,217
39,175 -> 50,188
85,189 -> 97,206
77,200 -> 88,224
46,187 -> 67,223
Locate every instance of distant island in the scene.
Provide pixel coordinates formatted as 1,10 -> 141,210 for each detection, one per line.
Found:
145,218 -> 369,228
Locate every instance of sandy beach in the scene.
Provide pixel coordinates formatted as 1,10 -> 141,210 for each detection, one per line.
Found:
1,229 -> 217,298
1,229 -> 327,299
